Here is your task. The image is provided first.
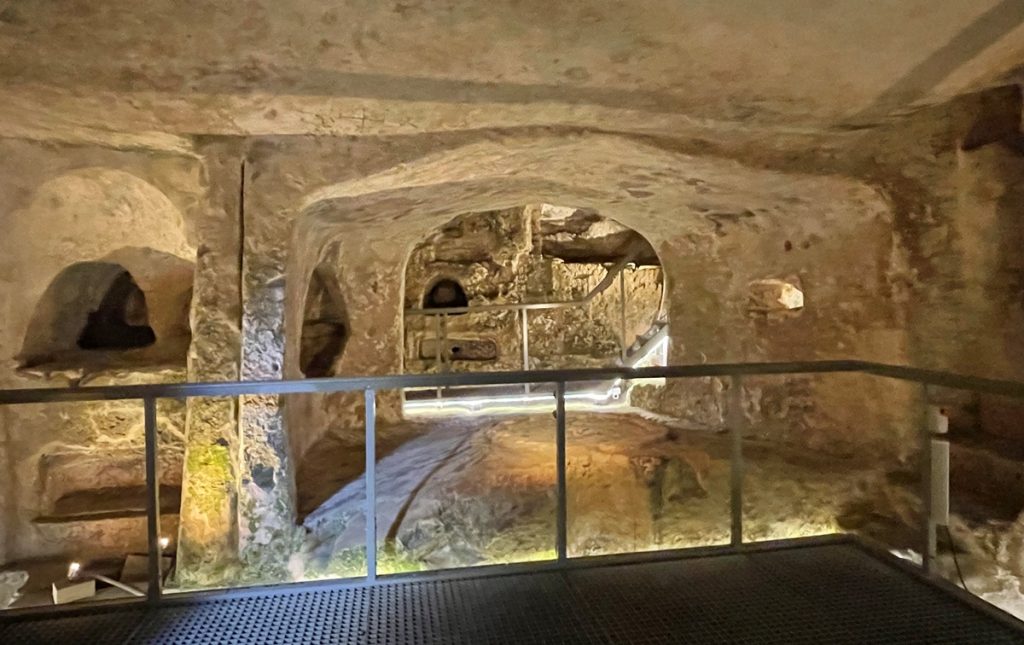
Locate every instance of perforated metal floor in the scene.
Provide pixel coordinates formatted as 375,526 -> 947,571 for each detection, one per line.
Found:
2,543 -> 1022,644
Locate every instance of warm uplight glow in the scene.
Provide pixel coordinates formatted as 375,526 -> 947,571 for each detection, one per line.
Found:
67,561 -> 81,580
159,536 -> 170,550
404,387 -> 628,416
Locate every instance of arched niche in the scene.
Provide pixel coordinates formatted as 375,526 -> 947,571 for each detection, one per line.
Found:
402,204 -> 666,373
423,278 -> 468,311
76,270 -> 156,350
299,266 -> 349,378
17,248 -> 194,371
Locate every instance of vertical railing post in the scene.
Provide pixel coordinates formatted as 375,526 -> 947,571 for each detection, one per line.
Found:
365,388 -> 377,582
434,314 -> 443,400
441,313 -> 450,398
555,382 -> 568,563
727,375 -> 744,548
143,396 -> 162,604
441,313 -> 449,371
920,383 -> 935,575
521,308 -> 531,394
619,266 -> 628,363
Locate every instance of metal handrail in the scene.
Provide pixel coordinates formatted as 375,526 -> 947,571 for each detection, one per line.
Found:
5,358 -> 1024,610
3,360 -> 1024,405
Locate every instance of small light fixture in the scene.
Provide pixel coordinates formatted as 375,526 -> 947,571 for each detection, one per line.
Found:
67,561 -> 81,580
159,536 -> 170,550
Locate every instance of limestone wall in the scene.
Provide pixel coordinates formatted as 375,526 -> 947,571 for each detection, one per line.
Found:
0,139 -> 204,564
640,187 -> 918,460
174,140 -> 244,585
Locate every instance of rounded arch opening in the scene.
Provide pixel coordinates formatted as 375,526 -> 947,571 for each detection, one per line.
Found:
17,250 -> 194,371
299,265 -> 350,378
401,203 -> 666,385
423,278 -> 468,311
77,270 -> 156,350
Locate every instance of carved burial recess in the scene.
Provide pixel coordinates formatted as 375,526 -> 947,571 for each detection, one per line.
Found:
299,266 -> 349,378
424,278 -> 469,311
419,338 -> 499,361
17,251 -> 193,372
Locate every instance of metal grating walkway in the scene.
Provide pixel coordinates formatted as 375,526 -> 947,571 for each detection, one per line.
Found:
2,543 -> 1023,644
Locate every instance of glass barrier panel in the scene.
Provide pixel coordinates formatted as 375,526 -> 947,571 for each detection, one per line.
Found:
564,374 -> 731,558
0,397 -> 170,610
288,390 -> 369,583
164,391 -> 371,593
352,384 -> 559,574
739,373 -> 921,547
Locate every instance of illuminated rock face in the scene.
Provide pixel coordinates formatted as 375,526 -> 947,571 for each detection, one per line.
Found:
302,414 -> 718,572
0,2 -> 1022,609
402,206 -> 665,375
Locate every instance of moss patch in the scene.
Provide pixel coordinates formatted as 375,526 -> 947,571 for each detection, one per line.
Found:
183,443 -> 233,520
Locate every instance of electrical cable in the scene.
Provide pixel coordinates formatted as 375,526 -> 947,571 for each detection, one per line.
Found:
944,524 -> 971,594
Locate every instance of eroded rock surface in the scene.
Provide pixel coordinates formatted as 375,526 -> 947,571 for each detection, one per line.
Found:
300,413 -> 896,576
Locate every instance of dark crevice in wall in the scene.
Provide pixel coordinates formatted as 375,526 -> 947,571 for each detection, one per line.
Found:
234,155 -> 246,490
76,271 -> 156,350
299,268 -> 349,378
238,157 -> 246,334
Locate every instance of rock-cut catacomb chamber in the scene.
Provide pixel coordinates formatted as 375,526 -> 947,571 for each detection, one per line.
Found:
4,131 -> 1024,614
293,204 -> 683,572
2,3 -> 1024,622
285,192 -> 934,577
402,205 -> 666,378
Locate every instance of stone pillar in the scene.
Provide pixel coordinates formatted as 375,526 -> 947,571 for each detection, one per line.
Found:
236,160 -> 302,581
176,141 -> 244,585
333,235 -> 406,404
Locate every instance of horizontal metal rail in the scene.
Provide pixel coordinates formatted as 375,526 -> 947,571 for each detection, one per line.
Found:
3,360 -> 1024,405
